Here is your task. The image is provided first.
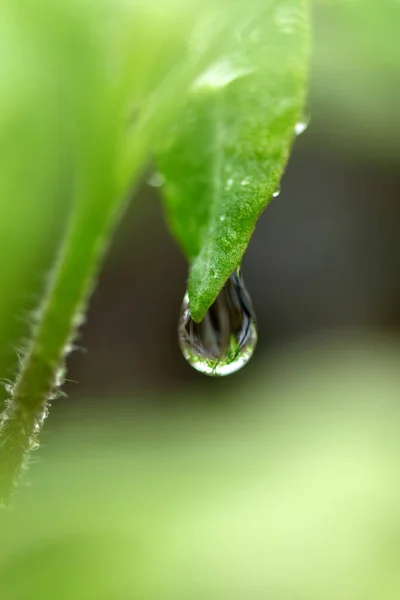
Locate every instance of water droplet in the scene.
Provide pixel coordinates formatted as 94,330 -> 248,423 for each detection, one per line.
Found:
294,116 -> 310,136
178,269 -> 257,376
147,172 -> 165,188
192,59 -> 254,91
272,186 -> 281,198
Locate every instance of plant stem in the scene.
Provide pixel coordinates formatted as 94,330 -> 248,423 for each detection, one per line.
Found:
0,171 -> 134,504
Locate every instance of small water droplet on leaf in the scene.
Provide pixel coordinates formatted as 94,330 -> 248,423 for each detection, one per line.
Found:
294,116 -> 310,135
192,59 -> 254,91
178,269 -> 257,376
272,186 -> 281,198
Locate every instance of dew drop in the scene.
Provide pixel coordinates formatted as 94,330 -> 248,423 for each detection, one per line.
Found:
294,116 -> 310,136
192,59 -> 254,91
178,269 -> 257,376
272,186 -> 281,198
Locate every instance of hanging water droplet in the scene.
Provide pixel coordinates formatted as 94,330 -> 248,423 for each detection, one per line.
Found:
272,186 -> 281,198
147,172 -> 166,188
178,269 -> 257,376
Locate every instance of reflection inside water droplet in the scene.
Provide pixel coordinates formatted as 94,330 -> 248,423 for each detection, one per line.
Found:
178,269 -> 257,376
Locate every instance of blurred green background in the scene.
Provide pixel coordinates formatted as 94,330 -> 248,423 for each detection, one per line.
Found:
1,0 -> 400,598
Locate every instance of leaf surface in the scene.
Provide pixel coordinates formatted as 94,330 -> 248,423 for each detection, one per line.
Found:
157,0 -> 310,321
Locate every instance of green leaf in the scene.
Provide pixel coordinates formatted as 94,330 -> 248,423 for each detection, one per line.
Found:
0,0 -> 275,501
157,0 -> 310,322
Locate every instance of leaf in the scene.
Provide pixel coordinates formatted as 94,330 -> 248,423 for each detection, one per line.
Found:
0,0 -> 270,501
157,0 -> 310,322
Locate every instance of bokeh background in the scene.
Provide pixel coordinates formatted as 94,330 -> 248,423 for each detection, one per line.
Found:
1,1 -> 400,598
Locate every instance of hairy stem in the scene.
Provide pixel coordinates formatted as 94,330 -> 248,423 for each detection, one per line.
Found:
0,171 -> 135,503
